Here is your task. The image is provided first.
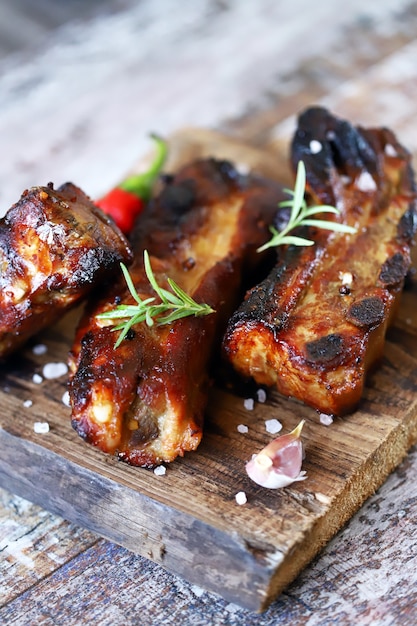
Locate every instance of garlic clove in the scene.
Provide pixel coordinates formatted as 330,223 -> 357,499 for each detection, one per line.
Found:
245,420 -> 307,489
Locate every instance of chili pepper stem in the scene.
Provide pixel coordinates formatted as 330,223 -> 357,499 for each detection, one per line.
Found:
118,134 -> 168,201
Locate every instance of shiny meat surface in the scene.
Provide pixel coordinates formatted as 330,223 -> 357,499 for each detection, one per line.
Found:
223,107 -> 417,416
68,159 -> 286,466
0,183 -> 132,359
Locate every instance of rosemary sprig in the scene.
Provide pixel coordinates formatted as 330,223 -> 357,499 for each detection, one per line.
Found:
96,251 -> 215,348
257,160 -> 357,252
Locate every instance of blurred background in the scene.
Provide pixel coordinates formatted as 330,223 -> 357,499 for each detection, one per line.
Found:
0,0 -> 415,210
0,0 -> 128,60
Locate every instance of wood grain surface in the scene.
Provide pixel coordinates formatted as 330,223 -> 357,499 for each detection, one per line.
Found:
1,128 -> 417,613
1,0 -> 417,623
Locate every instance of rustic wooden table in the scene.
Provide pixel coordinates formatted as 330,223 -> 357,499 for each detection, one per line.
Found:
1,1 -> 417,623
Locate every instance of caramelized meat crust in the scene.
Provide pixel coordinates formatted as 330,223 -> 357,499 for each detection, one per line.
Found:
68,159 -> 286,466
0,183 -> 132,359
223,107 -> 417,416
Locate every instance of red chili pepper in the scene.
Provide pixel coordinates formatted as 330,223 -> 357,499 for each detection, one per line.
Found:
96,134 -> 167,234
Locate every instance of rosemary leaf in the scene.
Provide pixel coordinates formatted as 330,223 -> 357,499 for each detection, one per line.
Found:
96,251 -> 215,347
291,160 -> 306,224
258,160 -> 357,252
301,219 -> 357,233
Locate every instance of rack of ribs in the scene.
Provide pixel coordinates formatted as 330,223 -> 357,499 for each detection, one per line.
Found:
68,158 -> 286,466
223,107 -> 417,417
0,183 -> 132,359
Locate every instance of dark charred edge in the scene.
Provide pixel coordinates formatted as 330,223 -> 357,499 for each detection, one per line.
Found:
398,201 -> 417,242
224,244 -> 306,335
347,297 -> 386,329
304,333 -> 345,365
379,253 -> 409,287
290,106 -> 379,204
291,107 -> 417,238
129,158 -> 247,249
129,157 -> 286,303
71,417 -> 93,443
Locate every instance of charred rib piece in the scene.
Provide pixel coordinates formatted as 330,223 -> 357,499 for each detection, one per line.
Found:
223,107 -> 417,416
68,159 -> 285,466
0,183 -> 132,359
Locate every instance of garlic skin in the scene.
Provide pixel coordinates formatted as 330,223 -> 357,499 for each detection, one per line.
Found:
245,420 -> 307,489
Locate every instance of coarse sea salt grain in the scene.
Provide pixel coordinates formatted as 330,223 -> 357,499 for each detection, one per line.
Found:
235,491 -> 247,505
320,413 -> 334,426
339,271 -> 353,286
237,424 -> 249,434
42,362 -> 68,380
61,390 -> 71,407
265,418 -> 282,434
256,388 -> 267,403
153,465 -> 167,476
23,399 -> 33,408
32,373 -> 43,385
356,171 -> 377,193
309,139 -> 322,154
236,162 -> 250,176
243,398 -> 254,411
33,421 -> 50,434
32,343 -> 48,355
384,143 -> 397,157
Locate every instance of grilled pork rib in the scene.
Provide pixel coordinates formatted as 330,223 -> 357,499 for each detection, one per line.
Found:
223,107 -> 417,416
0,183 -> 132,359
68,159 -> 286,466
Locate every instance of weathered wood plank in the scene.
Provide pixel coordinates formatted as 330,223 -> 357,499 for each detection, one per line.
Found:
1,0 -> 417,620
0,490 -> 98,606
1,443 -> 416,624
1,132 -> 417,611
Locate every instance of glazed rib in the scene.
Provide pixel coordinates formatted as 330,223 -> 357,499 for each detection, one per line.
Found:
0,183 -> 132,359
68,159 -> 285,466
223,107 -> 417,416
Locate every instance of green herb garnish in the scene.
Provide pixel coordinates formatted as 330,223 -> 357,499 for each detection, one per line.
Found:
257,160 -> 357,252
97,250 -> 215,348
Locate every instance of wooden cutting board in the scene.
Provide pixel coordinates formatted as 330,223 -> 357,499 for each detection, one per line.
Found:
1,130 -> 417,613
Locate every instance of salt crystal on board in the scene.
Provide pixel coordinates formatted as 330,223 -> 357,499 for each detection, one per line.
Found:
32,373 -> 43,384
265,418 -> 282,434
256,388 -> 267,403
153,465 -> 167,476
42,362 -> 68,380
243,398 -> 254,411
34,421 -> 50,434
235,491 -> 247,505
237,424 -> 249,434
319,413 -> 334,426
23,399 -> 33,408
32,343 -> 48,355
